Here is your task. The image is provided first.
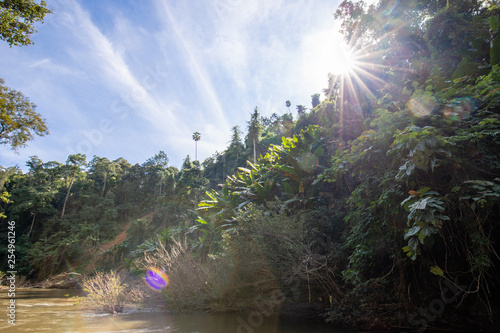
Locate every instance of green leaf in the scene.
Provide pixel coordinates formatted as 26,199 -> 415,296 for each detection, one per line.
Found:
418,232 -> 426,244
274,164 -> 296,175
464,180 -> 494,187
196,218 -> 208,225
411,197 -> 429,210
408,237 -> 419,252
490,36 -> 500,65
313,146 -> 325,157
405,226 -> 421,239
430,266 -> 444,276
489,16 -> 500,31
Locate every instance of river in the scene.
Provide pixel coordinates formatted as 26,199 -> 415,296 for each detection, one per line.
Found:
0,289 -> 355,332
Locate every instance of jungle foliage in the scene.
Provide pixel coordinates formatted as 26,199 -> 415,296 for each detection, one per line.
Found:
1,0 -> 500,330
193,0 -> 500,329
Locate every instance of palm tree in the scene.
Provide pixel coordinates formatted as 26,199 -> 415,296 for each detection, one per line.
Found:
192,132 -> 201,161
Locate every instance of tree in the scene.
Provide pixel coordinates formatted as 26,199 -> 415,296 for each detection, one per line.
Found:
10,156 -> 59,237
228,126 -> 244,160
225,125 -> 245,178
0,78 -> 49,150
88,156 -> 115,198
177,155 -> 209,207
143,151 -> 169,198
61,153 -> 86,218
296,105 -> 307,116
0,166 -> 17,219
15,184 -> 55,237
311,93 -> 320,108
192,132 -> 201,161
247,107 -> 261,163
0,0 -> 52,47
144,151 -> 169,168
0,1 -> 51,149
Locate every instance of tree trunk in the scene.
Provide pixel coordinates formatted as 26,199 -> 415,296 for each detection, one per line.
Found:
27,211 -> 37,237
159,177 -> 163,198
61,173 -> 75,217
253,138 -> 257,163
222,154 -> 226,180
100,173 -> 107,198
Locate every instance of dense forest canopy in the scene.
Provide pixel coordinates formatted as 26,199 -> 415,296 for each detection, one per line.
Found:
1,0 -> 500,330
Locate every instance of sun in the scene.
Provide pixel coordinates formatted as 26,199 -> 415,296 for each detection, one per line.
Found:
330,42 -> 358,75
302,30 -> 361,91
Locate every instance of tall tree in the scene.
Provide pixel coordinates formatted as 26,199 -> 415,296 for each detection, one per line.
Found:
228,126 -> 244,160
143,151 -> 169,197
88,156 -> 115,198
225,125 -> 245,178
296,105 -> 307,116
311,93 -> 321,108
11,157 -> 59,237
144,151 -> 169,168
192,132 -> 201,161
177,155 -> 208,207
247,107 -> 261,163
61,153 -> 86,217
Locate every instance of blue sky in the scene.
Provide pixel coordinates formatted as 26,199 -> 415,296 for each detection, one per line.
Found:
0,0 -> 362,170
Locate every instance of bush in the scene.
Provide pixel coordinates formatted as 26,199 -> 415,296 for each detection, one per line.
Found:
230,202 -> 344,304
79,271 -> 142,313
137,238 -> 236,312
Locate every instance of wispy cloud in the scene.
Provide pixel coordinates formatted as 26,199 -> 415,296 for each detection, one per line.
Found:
153,0 -> 230,132
1,0 -> 356,169
64,1 -> 178,129
203,0 -> 345,112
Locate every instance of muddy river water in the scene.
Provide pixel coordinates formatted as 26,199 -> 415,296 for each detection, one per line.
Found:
1,289 -> 355,332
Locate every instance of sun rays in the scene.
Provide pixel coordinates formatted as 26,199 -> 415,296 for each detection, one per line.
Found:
326,3 -> 432,141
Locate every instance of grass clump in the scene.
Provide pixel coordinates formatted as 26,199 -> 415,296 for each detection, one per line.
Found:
79,270 -> 142,313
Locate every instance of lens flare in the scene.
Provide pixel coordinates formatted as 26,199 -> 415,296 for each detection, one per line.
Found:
145,268 -> 169,291
407,95 -> 436,117
443,97 -> 476,120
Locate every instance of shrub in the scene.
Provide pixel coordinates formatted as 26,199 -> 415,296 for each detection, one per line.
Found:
230,202 -> 344,304
137,238 -> 235,312
79,270 -> 142,313
137,202 -> 344,313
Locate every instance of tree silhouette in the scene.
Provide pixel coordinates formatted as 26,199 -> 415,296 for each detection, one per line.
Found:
311,93 -> 320,108
296,105 -> 307,116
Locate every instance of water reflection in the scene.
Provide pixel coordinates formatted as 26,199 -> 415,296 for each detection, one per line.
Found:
0,289 -> 354,332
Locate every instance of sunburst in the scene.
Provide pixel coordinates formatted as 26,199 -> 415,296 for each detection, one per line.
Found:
324,7 -> 428,142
